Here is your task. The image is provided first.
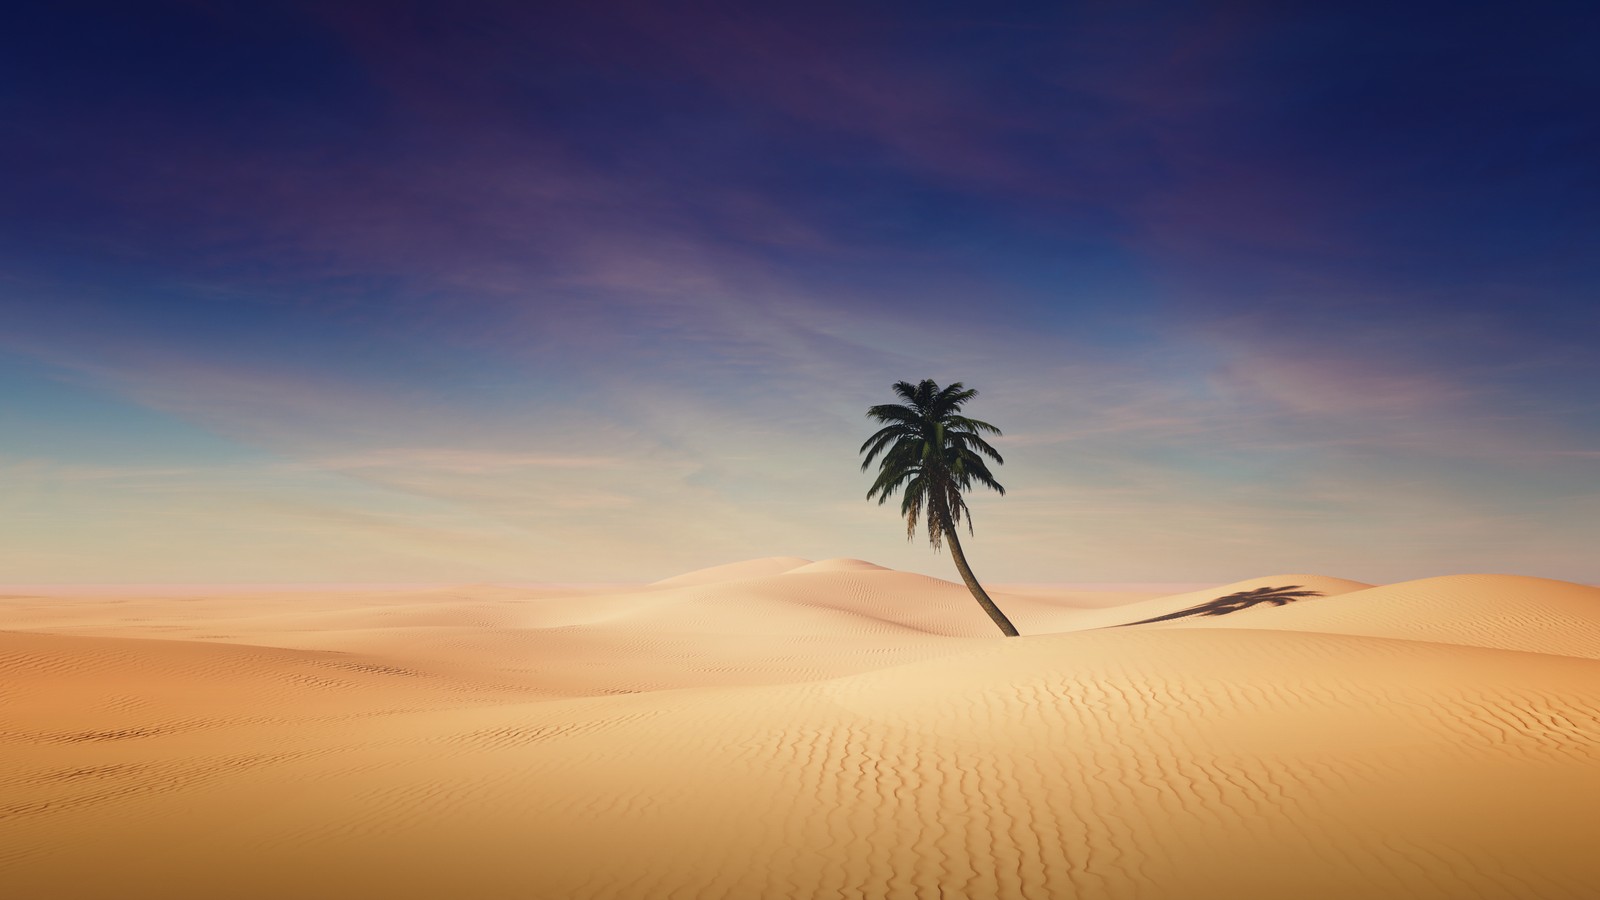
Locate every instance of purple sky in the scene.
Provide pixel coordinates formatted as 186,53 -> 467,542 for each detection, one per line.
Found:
2,2 -> 1597,583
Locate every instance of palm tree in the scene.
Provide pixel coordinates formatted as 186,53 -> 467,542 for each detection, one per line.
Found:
860,379 -> 1020,637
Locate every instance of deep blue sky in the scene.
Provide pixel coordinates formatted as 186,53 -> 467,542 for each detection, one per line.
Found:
2,1 -> 1597,582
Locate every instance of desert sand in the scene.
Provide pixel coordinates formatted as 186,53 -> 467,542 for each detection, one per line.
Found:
4,559 -> 1599,898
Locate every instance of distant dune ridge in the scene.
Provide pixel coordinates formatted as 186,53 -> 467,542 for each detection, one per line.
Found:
4,560 -> 1600,898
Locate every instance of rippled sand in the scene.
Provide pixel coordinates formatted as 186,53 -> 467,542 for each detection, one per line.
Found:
5,559 -> 1599,898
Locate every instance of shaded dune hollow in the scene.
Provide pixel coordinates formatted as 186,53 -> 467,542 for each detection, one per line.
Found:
4,559 -> 1600,898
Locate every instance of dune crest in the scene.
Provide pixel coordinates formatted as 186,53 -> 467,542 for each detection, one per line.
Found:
783,557 -> 891,574
649,556 -> 813,586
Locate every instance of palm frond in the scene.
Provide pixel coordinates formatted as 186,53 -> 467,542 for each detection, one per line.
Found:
865,464 -> 919,504
945,430 -> 1004,464
891,380 -> 932,409
932,383 -> 976,416
960,460 -> 1006,496
865,403 -> 921,426
947,415 -> 1002,436
858,425 -> 917,469
944,486 -> 964,523
860,378 -> 1007,551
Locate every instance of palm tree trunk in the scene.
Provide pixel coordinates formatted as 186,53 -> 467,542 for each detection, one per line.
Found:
935,506 -> 1020,637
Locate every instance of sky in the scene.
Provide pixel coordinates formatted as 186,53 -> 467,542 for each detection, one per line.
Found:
2,1 -> 1597,584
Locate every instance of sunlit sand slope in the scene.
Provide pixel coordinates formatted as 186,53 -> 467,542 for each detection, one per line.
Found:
1054,574 -> 1375,630
650,555 -> 814,586
1165,574 -> 1600,658
785,557 -> 893,574
4,562 -> 1599,898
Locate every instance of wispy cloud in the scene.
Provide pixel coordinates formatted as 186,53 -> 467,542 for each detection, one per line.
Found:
302,449 -> 624,474
2,3 -> 1593,583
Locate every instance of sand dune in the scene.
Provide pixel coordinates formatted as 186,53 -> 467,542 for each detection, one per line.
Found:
4,560 -> 1599,898
1167,574 -> 1600,658
1050,573 -> 1375,630
785,557 -> 894,574
650,555 -> 814,586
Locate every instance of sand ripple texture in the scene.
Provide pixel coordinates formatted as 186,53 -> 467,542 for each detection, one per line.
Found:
4,558 -> 1599,899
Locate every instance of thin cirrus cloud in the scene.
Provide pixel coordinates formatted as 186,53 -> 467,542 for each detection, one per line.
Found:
303,450 -> 624,474
5,264 -> 1596,584
0,3 -> 1595,583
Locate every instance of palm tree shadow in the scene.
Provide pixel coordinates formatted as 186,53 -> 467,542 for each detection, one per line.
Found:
1117,585 -> 1325,627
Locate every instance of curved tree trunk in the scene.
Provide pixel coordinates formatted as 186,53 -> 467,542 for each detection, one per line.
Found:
935,505 -> 1020,637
